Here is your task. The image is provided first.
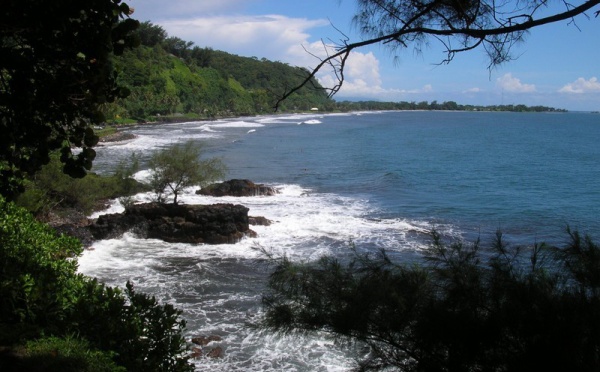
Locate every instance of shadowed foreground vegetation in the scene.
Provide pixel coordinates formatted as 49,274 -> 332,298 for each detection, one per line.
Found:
261,230 -> 600,371
0,196 -> 193,371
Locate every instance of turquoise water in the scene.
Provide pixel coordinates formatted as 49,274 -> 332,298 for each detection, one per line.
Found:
85,110 -> 600,371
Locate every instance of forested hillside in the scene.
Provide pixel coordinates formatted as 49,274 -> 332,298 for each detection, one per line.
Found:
101,22 -> 334,122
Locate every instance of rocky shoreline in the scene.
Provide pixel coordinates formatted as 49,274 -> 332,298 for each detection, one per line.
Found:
98,130 -> 137,143
51,179 -> 277,247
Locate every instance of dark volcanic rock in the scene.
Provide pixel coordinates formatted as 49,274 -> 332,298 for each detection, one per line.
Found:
89,202 -> 253,244
197,179 -> 278,197
191,335 -> 222,346
98,131 -> 136,143
248,216 -> 272,226
54,223 -> 95,247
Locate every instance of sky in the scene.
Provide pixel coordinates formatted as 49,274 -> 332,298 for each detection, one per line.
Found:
126,0 -> 600,111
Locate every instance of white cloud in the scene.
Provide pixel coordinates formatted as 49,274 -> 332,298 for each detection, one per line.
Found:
158,15 -> 328,63
463,87 -> 482,93
558,77 -> 600,94
145,9 -> 430,102
319,52 -> 406,98
128,0 -> 251,20
316,51 -> 433,99
496,73 -> 536,93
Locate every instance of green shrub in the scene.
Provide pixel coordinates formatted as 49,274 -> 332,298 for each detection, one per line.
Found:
68,280 -> 193,372
262,230 -> 600,371
17,152 -> 147,216
0,196 -> 193,371
0,196 -> 83,324
24,335 -> 125,372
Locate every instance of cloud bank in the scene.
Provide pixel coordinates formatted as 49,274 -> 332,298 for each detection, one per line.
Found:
559,77 -> 600,94
157,14 -> 433,101
496,73 -> 536,93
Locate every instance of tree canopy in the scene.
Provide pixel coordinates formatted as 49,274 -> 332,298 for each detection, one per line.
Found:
104,22 -> 333,120
277,0 -> 600,106
0,195 -> 192,371
0,0 -> 139,199
261,230 -> 600,371
149,141 -> 226,204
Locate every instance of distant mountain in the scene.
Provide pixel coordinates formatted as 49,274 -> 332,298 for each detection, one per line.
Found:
101,21 -> 334,122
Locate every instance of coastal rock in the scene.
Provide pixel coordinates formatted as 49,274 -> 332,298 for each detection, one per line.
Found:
89,202 -> 254,244
98,131 -> 136,143
248,216 -> 272,226
207,346 -> 224,358
197,179 -> 278,197
190,347 -> 203,359
191,335 -> 222,346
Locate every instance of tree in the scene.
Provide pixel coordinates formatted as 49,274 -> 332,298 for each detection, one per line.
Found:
0,0 -> 139,199
276,0 -> 600,107
0,196 -> 192,371
261,230 -> 600,371
149,141 -> 226,204
137,21 -> 168,47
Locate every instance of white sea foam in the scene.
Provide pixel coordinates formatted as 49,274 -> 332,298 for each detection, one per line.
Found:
79,179 -> 433,371
81,114 -> 440,370
85,183 -> 429,263
300,119 -> 322,125
205,121 -> 265,129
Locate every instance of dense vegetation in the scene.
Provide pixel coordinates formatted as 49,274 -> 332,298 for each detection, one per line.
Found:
335,100 -> 567,113
100,22 -> 333,122
0,196 -> 192,371
16,153 -> 146,218
101,21 -> 565,124
262,230 -> 600,371
0,0 -> 139,198
0,2 -> 194,370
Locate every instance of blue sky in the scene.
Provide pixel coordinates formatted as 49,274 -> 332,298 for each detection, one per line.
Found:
127,0 -> 600,111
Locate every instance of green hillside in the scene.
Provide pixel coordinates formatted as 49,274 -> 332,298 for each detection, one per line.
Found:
101,22 -> 333,122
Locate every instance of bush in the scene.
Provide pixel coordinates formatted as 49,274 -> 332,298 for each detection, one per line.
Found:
16,152 -> 147,216
0,196 -> 193,371
0,196 -> 83,324
68,280 -> 192,372
149,140 -> 226,204
24,335 -> 125,372
262,230 -> 600,371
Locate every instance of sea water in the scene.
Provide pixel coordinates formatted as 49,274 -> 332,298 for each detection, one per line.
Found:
79,111 -> 600,371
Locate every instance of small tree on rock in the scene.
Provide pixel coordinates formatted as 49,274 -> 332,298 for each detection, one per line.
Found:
148,141 -> 226,204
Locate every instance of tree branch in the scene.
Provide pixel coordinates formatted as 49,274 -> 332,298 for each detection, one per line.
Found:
273,0 -> 599,111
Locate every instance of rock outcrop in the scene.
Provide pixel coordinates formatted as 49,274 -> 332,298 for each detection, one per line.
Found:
89,202 -> 254,244
197,179 -> 278,197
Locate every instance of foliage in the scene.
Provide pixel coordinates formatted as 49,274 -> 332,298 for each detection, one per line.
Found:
262,230 -> 600,371
67,280 -> 192,372
104,22 -> 333,121
334,100 -> 567,113
23,335 -> 125,372
16,153 -> 146,216
0,195 -> 83,324
0,196 -> 193,371
0,0 -> 139,199
149,141 -> 226,204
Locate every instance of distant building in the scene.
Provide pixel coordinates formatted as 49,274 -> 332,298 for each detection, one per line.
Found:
310,107 -> 319,111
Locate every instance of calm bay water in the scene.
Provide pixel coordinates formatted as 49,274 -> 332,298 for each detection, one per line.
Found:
81,111 -> 600,371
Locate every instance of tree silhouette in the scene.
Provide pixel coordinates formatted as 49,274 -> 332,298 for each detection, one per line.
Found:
0,0 -> 139,199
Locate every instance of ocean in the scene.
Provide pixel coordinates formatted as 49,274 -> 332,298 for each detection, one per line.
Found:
79,110 -> 600,371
